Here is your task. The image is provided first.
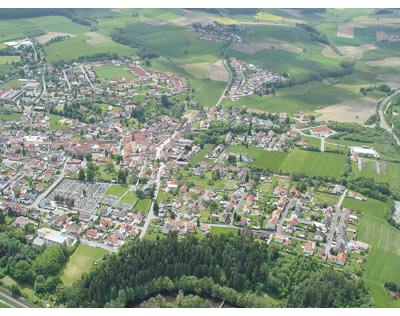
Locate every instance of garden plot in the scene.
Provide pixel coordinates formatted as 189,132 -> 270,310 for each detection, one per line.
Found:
47,179 -> 109,214
232,42 -> 302,55
337,24 -> 354,39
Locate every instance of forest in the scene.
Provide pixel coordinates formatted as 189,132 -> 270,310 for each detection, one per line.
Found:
58,233 -> 372,308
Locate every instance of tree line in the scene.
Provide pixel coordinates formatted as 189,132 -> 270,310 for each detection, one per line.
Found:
58,233 -> 372,308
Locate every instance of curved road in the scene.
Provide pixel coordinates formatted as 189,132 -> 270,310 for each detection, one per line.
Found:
378,90 -> 400,146
215,42 -> 233,107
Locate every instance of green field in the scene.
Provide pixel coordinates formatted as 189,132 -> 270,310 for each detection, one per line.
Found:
189,143 -> 214,166
313,192 -> 339,205
210,226 -> 238,235
342,197 -> 391,218
44,36 -> 135,63
226,145 -> 263,159
221,82 -> 361,114
351,160 -> 400,194
120,191 -> 137,204
60,244 -> 109,287
0,56 -> 20,64
252,151 -> 289,171
359,215 -> 400,284
93,65 -> 135,79
49,114 -> 70,130
104,184 -> 129,197
0,113 -> 21,121
253,149 -> 346,178
135,198 -> 152,214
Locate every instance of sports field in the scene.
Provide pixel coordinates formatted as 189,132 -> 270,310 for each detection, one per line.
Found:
60,244 -> 109,287
252,149 -> 346,178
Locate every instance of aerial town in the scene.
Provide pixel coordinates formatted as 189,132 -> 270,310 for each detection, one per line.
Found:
0,53 -> 377,270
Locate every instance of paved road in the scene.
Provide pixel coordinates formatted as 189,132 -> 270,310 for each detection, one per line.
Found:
0,288 -> 33,308
277,198 -> 295,234
321,137 -> 325,152
215,42 -> 233,107
29,160 -> 67,209
326,189 -> 347,255
63,70 -> 71,91
378,90 -> 400,146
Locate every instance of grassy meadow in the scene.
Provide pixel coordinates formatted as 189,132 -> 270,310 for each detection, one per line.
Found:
60,244 -> 109,287
252,148 -> 346,178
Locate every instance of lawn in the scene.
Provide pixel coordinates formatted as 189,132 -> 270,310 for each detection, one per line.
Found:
93,65 -> 135,79
49,114 -> 70,130
210,226 -> 238,235
313,192 -> 340,205
59,244 -> 109,287
120,191 -> 137,205
104,184 -> 129,197
189,143 -> 214,166
135,198 -> 152,215
0,113 -> 21,121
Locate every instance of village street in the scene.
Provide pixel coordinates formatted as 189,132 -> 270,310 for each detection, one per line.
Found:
325,189 -> 347,254
276,198 -> 295,234
29,160 -> 68,210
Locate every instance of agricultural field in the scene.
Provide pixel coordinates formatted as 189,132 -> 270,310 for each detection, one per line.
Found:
252,151 -> 289,171
60,244 -> 109,287
359,214 -> 400,285
226,145 -> 263,159
0,56 -> 20,64
253,149 -> 346,178
44,36 -> 135,62
342,197 -> 391,218
221,81 -> 361,114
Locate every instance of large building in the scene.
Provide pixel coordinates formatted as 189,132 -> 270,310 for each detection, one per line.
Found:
34,227 -> 69,247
